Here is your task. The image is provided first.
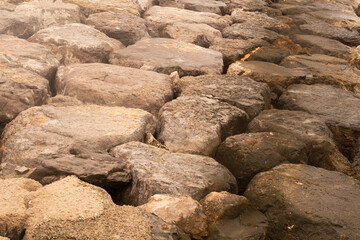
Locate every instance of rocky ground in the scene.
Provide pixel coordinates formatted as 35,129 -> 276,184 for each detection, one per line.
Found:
0,0 -> 360,239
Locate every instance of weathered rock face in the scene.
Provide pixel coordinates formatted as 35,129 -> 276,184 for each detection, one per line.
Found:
216,132 -> 308,193
248,109 -> 351,173
110,141 -> 238,206
0,65 -> 50,132
247,46 -> 290,64
219,0 -> 269,13
245,164 -> 360,240
28,23 -> 124,65
55,63 -> 173,116
0,178 -> 42,240
0,10 -> 39,38
62,0 -> 141,16
22,176 -> 187,240
158,0 -> 227,15
158,96 -> 248,156
280,54 -> 360,95
173,75 -> 270,120
140,194 -> 208,239
0,35 -> 59,81
85,12 -> 149,46
109,38 -> 223,77
144,6 -> 230,34
0,1 -> 16,11
278,84 -> 360,161
14,2 -> 82,29
200,191 -> 268,240
1,104 -> 157,177
160,22 -> 221,48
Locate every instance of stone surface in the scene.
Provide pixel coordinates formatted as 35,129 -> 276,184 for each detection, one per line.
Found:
14,2 -> 82,29
110,141 -> 238,205
216,132 -> 308,193
0,1 -> 16,11
23,176 -> 187,240
160,22 -> 221,48
28,23 -> 124,65
109,38 -> 223,77
201,191 -> 268,240
0,65 -> 50,131
144,6 -> 230,34
247,46 -> 290,64
1,104 -> 157,176
173,75 -> 270,119
55,63 -> 173,116
0,178 -> 42,240
140,194 -> 208,239
218,0 -> 269,13
85,12 -> 149,46
62,0 -> 141,16
158,96 -> 248,156
280,54 -> 360,95
158,0 -> 227,15
0,35 -> 59,81
248,109 -> 351,173
0,10 -> 39,38
278,84 -> 360,160
245,164 -> 360,240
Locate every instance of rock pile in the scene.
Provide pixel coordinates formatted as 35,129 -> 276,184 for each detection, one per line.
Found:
0,0 -> 360,239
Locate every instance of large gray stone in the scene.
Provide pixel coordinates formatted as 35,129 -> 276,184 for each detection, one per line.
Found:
0,10 -> 39,38
28,23 -> 124,65
245,164 -> 360,240
158,96 -> 249,157
56,63 -> 173,116
110,141 -> 238,205
109,38 -> 223,77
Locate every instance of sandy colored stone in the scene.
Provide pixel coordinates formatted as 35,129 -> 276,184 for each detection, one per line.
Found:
56,63 -> 173,116
158,0 -> 227,15
28,23 -> 124,65
0,10 -> 39,38
109,38 -> 223,77
0,1 -> 16,11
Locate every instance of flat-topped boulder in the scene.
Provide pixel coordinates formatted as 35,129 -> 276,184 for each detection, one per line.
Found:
248,109 -> 351,173
246,46 -> 290,64
28,23 -> 124,65
0,65 -> 50,132
144,6 -> 230,34
0,35 -> 59,81
278,84 -> 360,160
173,75 -> 270,119
1,104 -> 157,177
245,164 -> 360,239
56,63 -> 173,116
110,141 -> 237,205
158,0 -> 227,15
14,2 -> 82,29
158,96 -> 248,156
109,38 -> 223,77
61,0 -> 141,16
85,12 -> 149,46
0,10 -> 39,38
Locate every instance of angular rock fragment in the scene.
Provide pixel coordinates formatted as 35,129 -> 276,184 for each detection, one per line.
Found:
0,10 -> 39,38
28,23 -> 124,65
245,164 -> 360,240
110,141 -> 238,205
109,38 -> 223,77
158,0 -> 227,15
247,46 -> 290,64
158,96 -> 248,156
85,12 -> 149,46
173,75 -> 270,119
0,35 -> 59,81
56,63 -> 173,116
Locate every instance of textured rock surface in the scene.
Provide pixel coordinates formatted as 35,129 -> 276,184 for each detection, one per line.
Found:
0,35 -> 59,81
158,0 -> 227,15
278,84 -> 360,160
245,164 -> 360,240
158,96 -> 248,156
173,75 -> 270,119
247,46 -> 290,64
85,12 -> 149,46
56,63 -> 172,116
140,194 -> 208,239
1,104 -> 157,176
28,23 -> 124,65
0,10 -> 39,38
110,141 -> 238,205
109,38 -> 223,77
